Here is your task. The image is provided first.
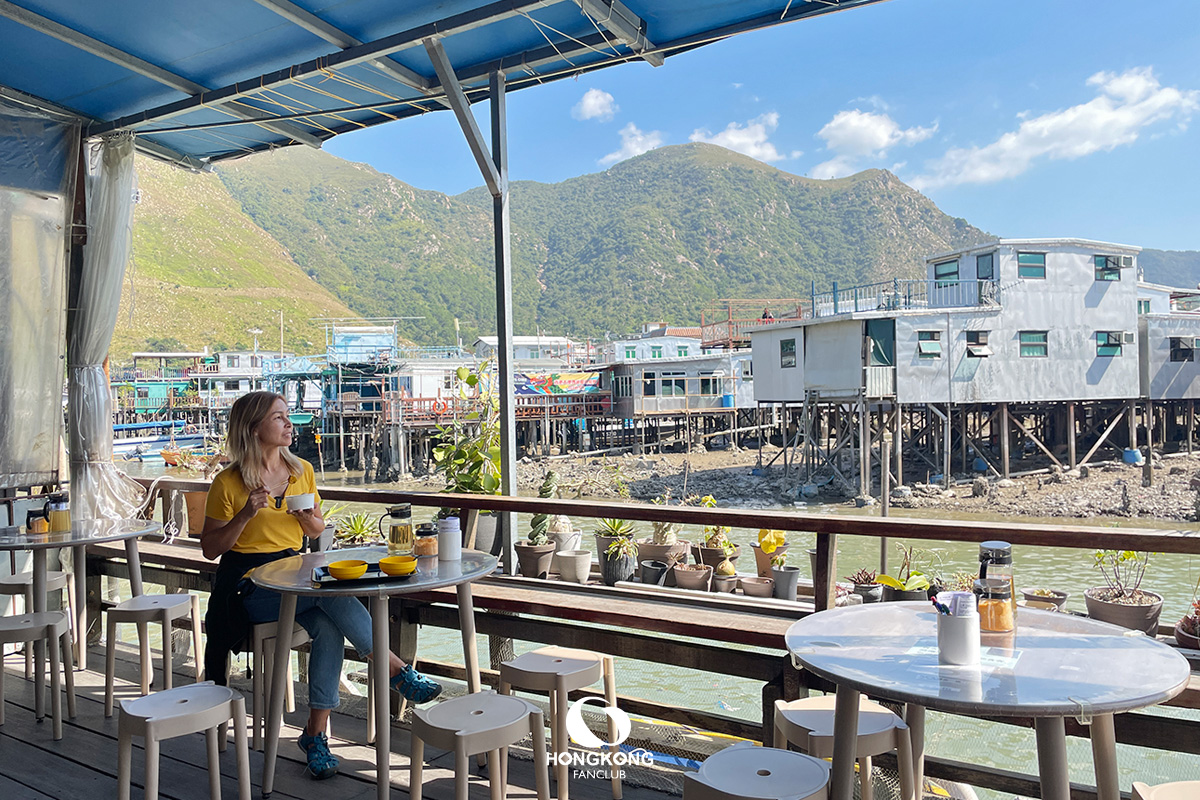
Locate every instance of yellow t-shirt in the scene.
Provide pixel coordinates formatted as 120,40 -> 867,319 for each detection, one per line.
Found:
205,460 -> 321,554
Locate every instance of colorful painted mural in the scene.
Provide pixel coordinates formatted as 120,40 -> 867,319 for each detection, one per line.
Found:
514,372 -> 603,395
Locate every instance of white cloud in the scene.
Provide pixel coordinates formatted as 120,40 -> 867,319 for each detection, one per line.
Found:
810,109 -> 936,179
911,67 -> 1198,190
572,88 -> 618,121
599,123 -> 664,166
689,112 -> 792,162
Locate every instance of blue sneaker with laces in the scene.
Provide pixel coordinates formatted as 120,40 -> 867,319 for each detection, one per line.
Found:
297,730 -> 339,780
391,664 -> 442,704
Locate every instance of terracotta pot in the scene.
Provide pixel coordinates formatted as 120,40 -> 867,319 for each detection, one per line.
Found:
1175,620 -> 1200,650
772,565 -> 801,601
556,550 -> 592,584
673,564 -> 713,591
712,574 -> 738,593
694,544 -> 740,569
1084,588 -> 1163,635
636,540 -> 691,585
752,543 -> 788,578
515,542 -> 556,579
739,576 -> 774,598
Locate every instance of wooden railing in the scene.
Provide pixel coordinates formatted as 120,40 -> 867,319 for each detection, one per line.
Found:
104,476 -> 1200,800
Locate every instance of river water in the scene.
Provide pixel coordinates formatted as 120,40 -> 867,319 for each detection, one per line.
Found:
131,462 -> 1200,797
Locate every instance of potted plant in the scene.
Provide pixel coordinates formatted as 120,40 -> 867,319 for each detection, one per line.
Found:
431,362 -> 501,554
754,529 -> 788,578
877,544 -> 934,602
601,532 -> 638,586
673,563 -> 713,591
1020,587 -> 1069,610
594,517 -> 634,559
846,568 -> 882,604
1176,596 -> 1200,650
333,511 -> 379,549
1085,550 -> 1163,635
636,492 -> 691,584
693,497 -> 739,568
771,551 -> 801,601
739,576 -> 774,597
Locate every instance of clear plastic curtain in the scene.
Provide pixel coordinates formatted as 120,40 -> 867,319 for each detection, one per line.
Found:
67,134 -> 145,519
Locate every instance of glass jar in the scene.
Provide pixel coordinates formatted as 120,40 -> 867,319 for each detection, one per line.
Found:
974,577 -> 1015,632
978,540 -> 1017,621
414,522 -> 439,557
382,504 -> 413,556
48,491 -> 70,532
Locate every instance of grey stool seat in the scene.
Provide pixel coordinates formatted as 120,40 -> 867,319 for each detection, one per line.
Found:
105,592 -> 203,717
1133,780 -> 1200,799
684,742 -> 830,800
410,691 -> 550,800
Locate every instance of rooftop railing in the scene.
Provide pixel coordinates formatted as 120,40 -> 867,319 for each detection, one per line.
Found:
811,278 -> 1001,317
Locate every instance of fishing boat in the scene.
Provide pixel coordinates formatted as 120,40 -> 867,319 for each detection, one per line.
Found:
112,420 -> 206,461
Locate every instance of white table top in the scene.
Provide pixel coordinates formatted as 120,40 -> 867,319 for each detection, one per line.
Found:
249,546 -> 497,597
0,518 -> 160,551
785,602 -> 1191,717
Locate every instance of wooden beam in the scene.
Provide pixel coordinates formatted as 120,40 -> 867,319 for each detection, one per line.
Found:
1080,405 -> 1128,467
1007,411 -> 1063,468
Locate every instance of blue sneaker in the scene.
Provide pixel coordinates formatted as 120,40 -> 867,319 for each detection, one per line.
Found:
391,664 -> 442,704
297,730 -> 338,780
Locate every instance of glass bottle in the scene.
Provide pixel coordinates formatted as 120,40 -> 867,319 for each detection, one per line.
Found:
48,491 -> 70,532
974,577 -> 1015,632
978,540 -> 1017,621
383,504 -> 413,556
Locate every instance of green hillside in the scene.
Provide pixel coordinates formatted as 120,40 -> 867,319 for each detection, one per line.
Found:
217,143 -> 992,345
113,156 -> 357,360
1139,248 -> 1200,289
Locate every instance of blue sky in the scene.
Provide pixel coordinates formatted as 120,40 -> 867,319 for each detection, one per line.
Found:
326,0 -> 1200,251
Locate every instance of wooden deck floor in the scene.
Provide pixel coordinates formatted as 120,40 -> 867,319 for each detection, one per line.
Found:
1,645 -> 682,800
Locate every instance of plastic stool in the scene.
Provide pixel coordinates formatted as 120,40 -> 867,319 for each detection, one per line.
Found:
117,682 -> 251,800
0,611 -> 76,739
249,620 -> 311,750
410,691 -> 550,800
1133,781 -> 1200,799
683,741 -> 830,800
500,645 -> 620,800
105,592 -> 203,717
0,569 -> 75,678
774,695 -> 915,800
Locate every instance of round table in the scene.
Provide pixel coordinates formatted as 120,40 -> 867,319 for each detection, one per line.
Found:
0,518 -> 160,716
251,547 -> 498,799
785,602 -> 1191,800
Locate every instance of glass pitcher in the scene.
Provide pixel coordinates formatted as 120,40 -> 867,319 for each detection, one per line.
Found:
978,540 -> 1017,622
380,504 -> 413,556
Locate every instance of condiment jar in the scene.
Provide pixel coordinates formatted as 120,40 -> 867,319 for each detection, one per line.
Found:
978,540 -> 1017,620
974,577 -> 1015,632
381,504 -> 413,556
414,522 -> 439,557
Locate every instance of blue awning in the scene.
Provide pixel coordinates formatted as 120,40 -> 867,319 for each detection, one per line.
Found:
0,0 -> 888,169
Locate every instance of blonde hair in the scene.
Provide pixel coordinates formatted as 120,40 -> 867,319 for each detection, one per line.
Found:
224,391 -> 304,490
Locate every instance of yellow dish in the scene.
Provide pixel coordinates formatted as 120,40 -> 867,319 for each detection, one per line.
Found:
327,559 -> 368,580
379,555 -> 417,576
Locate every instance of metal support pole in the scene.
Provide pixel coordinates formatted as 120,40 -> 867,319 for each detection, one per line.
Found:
1067,401 -> 1077,469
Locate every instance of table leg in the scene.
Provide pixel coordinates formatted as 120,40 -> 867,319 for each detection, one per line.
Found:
371,595 -> 391,800
830,686 -> 861,800
1090,714 -> 1120,800
1034,716 -> 1072,800
31,548 -> 48,721
905,704 -> 925,799
73,545 -> 87,669
261,592 -> 296,798
457,583 -> 481,694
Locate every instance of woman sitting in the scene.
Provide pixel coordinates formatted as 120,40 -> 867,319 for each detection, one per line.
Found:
202,391 -> 440,780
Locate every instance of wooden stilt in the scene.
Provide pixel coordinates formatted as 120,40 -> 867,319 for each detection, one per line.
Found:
1067,402 -> 1077,470
1000,402 -> 1010,479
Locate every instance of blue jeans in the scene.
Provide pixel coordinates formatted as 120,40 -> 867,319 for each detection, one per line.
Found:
242,588 -> 374,710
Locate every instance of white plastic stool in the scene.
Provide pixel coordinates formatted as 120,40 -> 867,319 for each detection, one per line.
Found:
774,695 -> 915,800
683,742 -> 830,800
499,645 -> 620,800
410,691 -> 550,800
0,611 -> 76,739
117,682 -> 251,800
105,592 -> 204,717
0,569 -> 75,678
249,620 -> 311,750
1133,781 -> 1200,799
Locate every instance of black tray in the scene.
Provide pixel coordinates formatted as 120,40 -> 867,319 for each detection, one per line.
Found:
312,563 -> 415,585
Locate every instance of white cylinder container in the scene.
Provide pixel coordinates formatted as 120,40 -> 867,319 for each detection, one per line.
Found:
436,517 -> 462,561
937,612 -> 981,666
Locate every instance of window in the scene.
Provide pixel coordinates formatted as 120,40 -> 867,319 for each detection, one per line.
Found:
1170,337 -> 1195,363
1017,252 -> 1046,279
699,374 -> 719,395
780,338 -> 797,368
613,375 -> 633,397
1094,255 -> 1122,281
934,260 -> 959,288
677,346 -> 689,357
224,380 -> 240,391
976,252 -> 994,281
136,388 -> 149,399
1137,299 -> 1152,315
250,356 -> 261,368
650,346 -> 663,359
917,331 -> 942,359
642,371 -> 657,396
966,330 -> 992,358
1096,331 -> 1123,357
624,346 -> 637,359
227,355 -> 240,368
661,372 -> 686,396
1019,331 -> 1048,358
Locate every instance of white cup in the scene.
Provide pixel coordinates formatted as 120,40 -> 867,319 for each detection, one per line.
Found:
937,612 -> 981,666
285,493 -> 315,511
437,517 -> 462,561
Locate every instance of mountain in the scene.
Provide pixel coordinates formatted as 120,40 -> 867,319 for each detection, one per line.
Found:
216,143 -> 992,345
112,156 -> 357,360
1138,248 -> 1200,289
